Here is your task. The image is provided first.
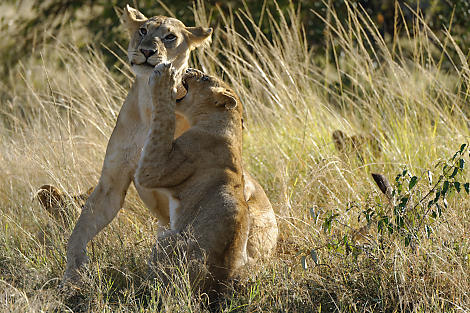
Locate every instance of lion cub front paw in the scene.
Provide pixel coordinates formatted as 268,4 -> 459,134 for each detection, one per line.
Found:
149,62 -> 178,97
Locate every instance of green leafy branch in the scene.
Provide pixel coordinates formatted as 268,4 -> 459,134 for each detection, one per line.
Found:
301,143 -> 469,269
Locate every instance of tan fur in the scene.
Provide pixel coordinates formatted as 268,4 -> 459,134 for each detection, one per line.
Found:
63,6 -> 277,284
36,185 -> 92,222
35,185 -> 92,247
332,129 -> 382,161
136,67 -> 277,292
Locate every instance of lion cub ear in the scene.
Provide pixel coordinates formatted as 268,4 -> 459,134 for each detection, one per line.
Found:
121,4 -> 147,35
185,27 -> 213,49
212,87 -> 237,110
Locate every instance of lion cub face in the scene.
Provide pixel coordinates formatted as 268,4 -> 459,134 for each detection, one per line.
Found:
121,5 -> 212,78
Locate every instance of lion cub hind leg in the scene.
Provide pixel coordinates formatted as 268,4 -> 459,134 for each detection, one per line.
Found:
149,230 -> 211,293
243,174 -> 278,262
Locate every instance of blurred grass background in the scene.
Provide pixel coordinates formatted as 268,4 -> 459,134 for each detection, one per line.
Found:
0,0 -> 469,312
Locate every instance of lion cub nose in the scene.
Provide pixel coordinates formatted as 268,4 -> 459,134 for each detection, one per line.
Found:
140,49 -> 156,58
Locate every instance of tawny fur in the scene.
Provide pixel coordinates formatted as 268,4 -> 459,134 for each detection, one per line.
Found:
332,129 -> 382,161
36,185 -> 92,220
63,6 -> 278,285
35,185 -> 92,246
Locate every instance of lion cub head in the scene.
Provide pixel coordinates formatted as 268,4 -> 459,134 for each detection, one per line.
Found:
36,184 -> 93,222
122,5 -> 212,78
176,68 -> 241,125
332,129 -> 382,162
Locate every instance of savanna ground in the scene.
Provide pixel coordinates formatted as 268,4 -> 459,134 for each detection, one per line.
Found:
1,1 -> 469,312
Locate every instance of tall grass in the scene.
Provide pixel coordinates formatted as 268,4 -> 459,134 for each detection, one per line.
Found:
1,1 -> 469,312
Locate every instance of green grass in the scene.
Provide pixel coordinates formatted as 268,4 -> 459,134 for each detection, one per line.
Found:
1,1 -> 469,312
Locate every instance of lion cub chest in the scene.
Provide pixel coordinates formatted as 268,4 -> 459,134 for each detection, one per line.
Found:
156,188 -> 180,230
133,182 -> 180,230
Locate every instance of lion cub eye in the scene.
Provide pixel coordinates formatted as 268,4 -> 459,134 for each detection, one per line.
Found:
164,34 -> 177,41
139,28 -> 147,36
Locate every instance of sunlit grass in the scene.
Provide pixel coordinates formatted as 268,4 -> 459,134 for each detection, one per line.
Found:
0,1 -> 469,312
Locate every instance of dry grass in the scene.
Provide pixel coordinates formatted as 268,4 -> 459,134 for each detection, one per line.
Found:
1,1 -> 469,312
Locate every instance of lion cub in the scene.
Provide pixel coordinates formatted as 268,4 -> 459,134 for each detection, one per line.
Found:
35,185 -> 92,246
136,65 -> 256,292
332,129 -> 382,161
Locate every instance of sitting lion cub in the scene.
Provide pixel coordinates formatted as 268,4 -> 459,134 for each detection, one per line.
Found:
136,65 -> 270,292
332,129 -> 382,162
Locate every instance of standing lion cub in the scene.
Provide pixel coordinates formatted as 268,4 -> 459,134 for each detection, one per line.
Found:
62,5 -> 277,286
